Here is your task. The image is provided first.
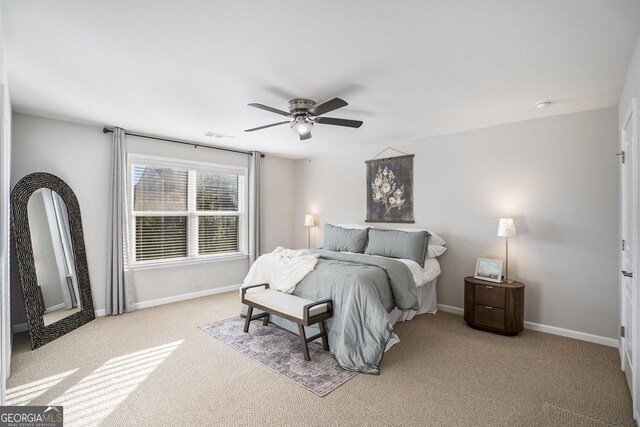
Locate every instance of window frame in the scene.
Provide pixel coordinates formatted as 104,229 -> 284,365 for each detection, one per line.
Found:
127,153 -> 249,269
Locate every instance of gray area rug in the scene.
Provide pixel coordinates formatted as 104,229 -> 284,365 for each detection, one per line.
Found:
199,316 -> 357,396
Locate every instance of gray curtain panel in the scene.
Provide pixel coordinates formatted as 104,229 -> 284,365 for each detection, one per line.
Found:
106,128 -> 135,315
248,152 -> 261,264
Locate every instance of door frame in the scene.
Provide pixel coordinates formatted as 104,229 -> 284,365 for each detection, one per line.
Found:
0,83 -> 10,405
620,96 -> 639,420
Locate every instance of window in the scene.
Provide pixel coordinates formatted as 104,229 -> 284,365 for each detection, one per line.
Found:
130,155 -> 247,265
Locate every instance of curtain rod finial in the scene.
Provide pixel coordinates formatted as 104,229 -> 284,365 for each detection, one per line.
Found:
103,127 -> 109,133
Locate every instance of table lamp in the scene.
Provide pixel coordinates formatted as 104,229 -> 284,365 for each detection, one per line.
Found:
497,218 -> 516,283
304,214 -> 315,248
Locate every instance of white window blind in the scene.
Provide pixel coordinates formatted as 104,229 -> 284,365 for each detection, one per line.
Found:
130,158 -> 247,264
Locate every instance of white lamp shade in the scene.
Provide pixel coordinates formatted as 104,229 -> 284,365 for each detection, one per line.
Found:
304,214 -> 315,227
497,218 -> 516,237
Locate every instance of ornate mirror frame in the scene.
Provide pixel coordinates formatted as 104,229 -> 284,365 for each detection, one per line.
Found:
11,172 -> 95,349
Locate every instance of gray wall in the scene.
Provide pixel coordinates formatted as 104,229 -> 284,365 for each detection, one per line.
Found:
9,107 -> 622,340
10,114 -> 112,325
619,36 -> 640,128
124,135 -> 250,304
10,113 -> 295,323
294,107 -> 619,339
260,154 -> 296,253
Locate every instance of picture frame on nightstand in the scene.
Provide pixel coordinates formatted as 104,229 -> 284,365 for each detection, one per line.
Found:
474,258 -> 503,283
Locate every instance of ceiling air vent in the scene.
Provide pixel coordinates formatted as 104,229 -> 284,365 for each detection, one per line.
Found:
203,131 -> 234,139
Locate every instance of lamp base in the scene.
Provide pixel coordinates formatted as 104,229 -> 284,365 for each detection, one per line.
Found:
502,279 -> 514,284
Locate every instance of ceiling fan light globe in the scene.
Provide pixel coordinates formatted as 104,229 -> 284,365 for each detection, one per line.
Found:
291,118 -> 314,135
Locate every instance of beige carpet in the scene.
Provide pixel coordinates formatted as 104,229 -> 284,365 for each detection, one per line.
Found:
7,291 -> 633,427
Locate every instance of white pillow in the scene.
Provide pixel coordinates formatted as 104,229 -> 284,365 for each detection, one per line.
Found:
336,223 -> 369,230
335,223 -> 446,246
427,244 -> 447,258
395,228 -> 446,246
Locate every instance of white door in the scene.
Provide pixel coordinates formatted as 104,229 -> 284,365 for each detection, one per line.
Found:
0,83 -> 10,405
621,97 -> 638,419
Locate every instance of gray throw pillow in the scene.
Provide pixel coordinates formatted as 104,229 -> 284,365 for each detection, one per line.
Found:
323,224 -> 369,253
365,228 -> 430,267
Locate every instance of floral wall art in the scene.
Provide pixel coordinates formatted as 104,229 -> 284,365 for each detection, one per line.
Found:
365,154 -> 414,223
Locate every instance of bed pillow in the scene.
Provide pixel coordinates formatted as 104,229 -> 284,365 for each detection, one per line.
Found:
337,223 -> 446,246
427,244 -> 447,259
396,228 -> 446,246
335,223 -> 369,230
323,224 -> 369,253
365,228 -> 430,267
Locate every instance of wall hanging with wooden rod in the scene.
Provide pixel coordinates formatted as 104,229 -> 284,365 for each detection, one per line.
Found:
365,147 -> 415,223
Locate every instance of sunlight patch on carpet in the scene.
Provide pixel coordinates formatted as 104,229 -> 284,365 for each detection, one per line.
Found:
47,340 -> 183,427
6,369 -> 79,406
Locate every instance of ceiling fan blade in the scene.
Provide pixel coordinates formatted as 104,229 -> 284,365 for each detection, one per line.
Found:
315,117 -> 363,128
244,121 -> 290,132
248,103 -> 291,117
300,132 -> 312,141
308,97 -> 348,116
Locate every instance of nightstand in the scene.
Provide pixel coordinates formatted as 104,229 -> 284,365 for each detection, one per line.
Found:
463,276 -> 524,336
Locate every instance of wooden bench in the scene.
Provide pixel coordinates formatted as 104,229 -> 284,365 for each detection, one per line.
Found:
241,283 -> 333,361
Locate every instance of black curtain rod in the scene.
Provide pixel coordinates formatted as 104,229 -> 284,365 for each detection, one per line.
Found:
102,127 -> 264,157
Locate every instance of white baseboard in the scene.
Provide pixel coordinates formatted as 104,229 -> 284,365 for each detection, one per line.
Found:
13,286 -> 240,332
11,297 -> 618,350
12,323 -> 27,333
438,304 -> 464,315
523,320 -> 619,348
437,304 -> 619,349
134,284 -> 241,310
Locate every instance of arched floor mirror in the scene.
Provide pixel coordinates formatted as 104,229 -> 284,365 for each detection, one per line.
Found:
11,172 -> 95,349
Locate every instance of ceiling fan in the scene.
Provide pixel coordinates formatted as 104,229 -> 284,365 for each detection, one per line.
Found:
244,97 -> 363,140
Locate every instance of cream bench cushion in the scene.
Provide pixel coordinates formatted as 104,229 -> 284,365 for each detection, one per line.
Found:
244,289 -> 328,320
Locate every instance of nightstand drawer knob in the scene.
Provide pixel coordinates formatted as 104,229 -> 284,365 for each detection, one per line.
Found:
485,286 -> 493,289
485,306 -> 493,309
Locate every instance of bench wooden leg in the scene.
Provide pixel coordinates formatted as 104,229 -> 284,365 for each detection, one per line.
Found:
319,321 -> 329,351
244,306 -> 253,333
298,324 -> 310,361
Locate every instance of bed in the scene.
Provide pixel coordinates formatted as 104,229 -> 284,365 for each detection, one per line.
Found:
241,225 -> 445,374
389,257 -> 441,323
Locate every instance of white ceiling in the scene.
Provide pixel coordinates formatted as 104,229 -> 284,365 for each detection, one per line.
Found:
3,0 -> 640,158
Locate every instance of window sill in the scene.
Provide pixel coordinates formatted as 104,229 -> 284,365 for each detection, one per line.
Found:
130,253 -> 249,271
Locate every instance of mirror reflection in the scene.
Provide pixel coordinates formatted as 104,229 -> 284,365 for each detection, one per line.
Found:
27,188 -> 81,326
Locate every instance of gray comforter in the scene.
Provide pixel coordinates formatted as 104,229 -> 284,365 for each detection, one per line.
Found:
243,249 -> 418,374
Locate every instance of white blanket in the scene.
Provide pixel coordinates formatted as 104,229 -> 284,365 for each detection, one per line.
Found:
243,247 -> 320,293
397,258 -> 441,287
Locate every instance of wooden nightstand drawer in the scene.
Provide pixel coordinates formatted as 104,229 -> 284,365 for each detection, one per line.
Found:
464,277 -> 524,336
475,284 -> 505,308
474,304 -> 505,330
